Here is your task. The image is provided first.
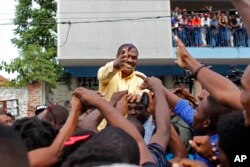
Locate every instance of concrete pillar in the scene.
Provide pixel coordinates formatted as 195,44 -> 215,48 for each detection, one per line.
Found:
163,76 -> 174,90
70,77 -> 78,90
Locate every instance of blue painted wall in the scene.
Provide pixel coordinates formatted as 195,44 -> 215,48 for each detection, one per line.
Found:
65,47 -> 250,77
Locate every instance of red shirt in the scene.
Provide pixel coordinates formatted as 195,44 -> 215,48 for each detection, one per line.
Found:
192,18 -> 201,27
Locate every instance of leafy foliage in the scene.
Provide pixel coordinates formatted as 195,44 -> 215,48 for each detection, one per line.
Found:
1,0 -> 62,88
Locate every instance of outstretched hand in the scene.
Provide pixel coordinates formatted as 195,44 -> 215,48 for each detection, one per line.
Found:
73,87 -> 102,113
189,136 -> 218,163
113,47 -> 128,69
136,73 -> 163,92
174,36 -> 201,72
109,90 -> 128,106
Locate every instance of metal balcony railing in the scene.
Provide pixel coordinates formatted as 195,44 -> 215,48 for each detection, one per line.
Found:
172,26 -> 249,47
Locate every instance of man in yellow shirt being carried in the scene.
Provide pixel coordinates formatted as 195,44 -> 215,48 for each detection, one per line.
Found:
98,43 -> 146,101
97,44 -> 147,130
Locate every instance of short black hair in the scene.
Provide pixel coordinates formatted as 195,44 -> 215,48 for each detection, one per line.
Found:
217,112 -> 250,166
205,96 -> 239,132
116,44 -> 138,58
55,130 -> 95,167
12,117 -> 58,151
0,124 -> 29,167
62,126 -> 140,167
45,104 -> 69,126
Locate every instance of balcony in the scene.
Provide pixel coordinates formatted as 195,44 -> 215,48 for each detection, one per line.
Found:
173,27 -> 249,47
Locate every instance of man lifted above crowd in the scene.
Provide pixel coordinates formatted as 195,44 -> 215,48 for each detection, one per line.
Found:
97,43 -> 146,101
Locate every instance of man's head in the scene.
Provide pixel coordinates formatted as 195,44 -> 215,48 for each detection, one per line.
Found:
0,112 -> 14,126
12,117 -> 58,151
56,130 -> 95,167
0,124 -> 29,167
217,112 -> 250,167
127,101 -> 150,124
117,44 -> 139,77
193,95 -> 238,134
36,103 -> 69,129
62,126 -> 140,167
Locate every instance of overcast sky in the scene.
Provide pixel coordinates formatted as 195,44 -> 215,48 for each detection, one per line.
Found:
0,0 -> 18,80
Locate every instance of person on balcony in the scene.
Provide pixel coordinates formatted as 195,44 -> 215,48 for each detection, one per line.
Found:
201,13 -> 211,46
191,14 -> 202,46
218,12 -> 230,47
209,14 -> 219,47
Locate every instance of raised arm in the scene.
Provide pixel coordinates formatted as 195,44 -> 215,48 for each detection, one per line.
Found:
97,47 -> 129,85
97,61 -> 119,85
77,109 -> 103,133
73,87 -> 154,165
163,87 -> 181,108
28,95 -> 82,167
174,36 -> 243,111
136,74 -> 171,152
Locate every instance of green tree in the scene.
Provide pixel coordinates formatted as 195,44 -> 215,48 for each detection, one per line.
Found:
1,0 -> 62,88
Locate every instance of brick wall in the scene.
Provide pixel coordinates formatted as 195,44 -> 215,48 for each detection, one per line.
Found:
0,87 -> 28,118
27,82 -> 43,116
0,82 -> 43,118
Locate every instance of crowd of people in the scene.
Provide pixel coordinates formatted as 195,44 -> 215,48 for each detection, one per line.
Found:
171,6 -> 249,47
1,40 -> 250,167
1,0 -> 250,167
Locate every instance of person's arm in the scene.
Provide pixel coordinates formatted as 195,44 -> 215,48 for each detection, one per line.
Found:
97,47 -> 129,85
150,80 -> 171,150
28,95 -> 82,167
136,74 -> 171,152
231,0 -> 250,36
78,90 -> 130,132
173,99 -> 195,127
174,36 -> 243,111
109,90 -> 129,107
163,87 -> 181,108
73,87 -> 155,165
163,87 -> 195,127
97,61 -> 119,85
169,124 -> 188,163
189,136 -> 217,163
77,109 -> 103,133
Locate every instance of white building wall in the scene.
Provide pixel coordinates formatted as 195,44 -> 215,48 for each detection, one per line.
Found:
58,0 -> 173,66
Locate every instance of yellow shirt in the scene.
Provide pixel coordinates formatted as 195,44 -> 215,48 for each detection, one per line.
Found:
97,60 -> 146,101
97,60 -> 147,130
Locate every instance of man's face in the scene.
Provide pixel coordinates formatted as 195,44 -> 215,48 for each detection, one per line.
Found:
193,92 -> 210,131
0,115 -> 13,126
121,47 -> 138,77
127,102 -> 149,124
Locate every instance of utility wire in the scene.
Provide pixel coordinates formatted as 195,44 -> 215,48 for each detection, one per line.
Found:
57,21 -> 71,48
0,15 -> 170,26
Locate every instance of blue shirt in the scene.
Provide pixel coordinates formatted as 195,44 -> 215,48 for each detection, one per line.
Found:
193,134 -> 218,167
174,99 -> 218,167
174,99 -> 195,127
143,115 -> 155,144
